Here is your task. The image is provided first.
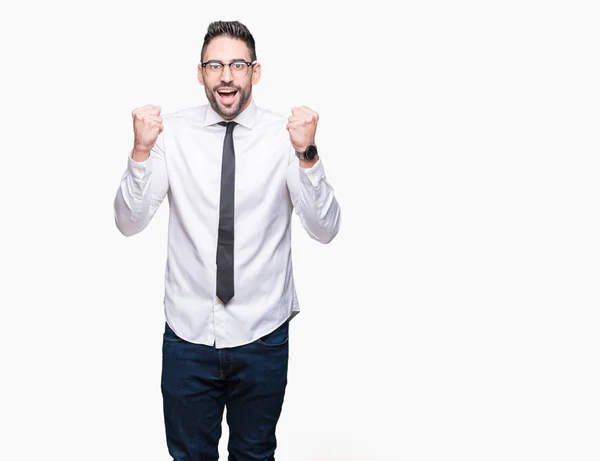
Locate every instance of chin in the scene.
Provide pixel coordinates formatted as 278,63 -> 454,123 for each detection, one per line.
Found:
208,91 -> 248,119
219,103 -> 237,114
218,100 -> 244,119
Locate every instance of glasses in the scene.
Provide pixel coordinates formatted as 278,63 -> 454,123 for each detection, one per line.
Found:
201,60 -> 257,77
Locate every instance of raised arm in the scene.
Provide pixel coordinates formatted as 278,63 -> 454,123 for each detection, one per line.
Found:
285,106 -> 341,243
113,105 -> 169,236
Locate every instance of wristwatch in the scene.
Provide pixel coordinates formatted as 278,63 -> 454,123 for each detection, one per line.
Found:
296,145 -> 318,161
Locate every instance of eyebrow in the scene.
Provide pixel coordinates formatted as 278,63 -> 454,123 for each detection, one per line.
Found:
205,58 -> 248,63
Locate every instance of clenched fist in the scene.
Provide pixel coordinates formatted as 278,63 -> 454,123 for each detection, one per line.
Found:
132,105 -> 163,161
286,106 -> 318,154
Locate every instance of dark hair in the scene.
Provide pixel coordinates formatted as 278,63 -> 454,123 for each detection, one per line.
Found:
200,21 -> 256,62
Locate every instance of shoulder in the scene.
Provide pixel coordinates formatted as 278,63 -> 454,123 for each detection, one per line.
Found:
162,105 -> 209,126
254,105 -> 289,135
253,104 -> 295,161
257,106 -> 286,124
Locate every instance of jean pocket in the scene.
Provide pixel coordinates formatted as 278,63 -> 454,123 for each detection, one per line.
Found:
257,321 -> 289,347
163,322 -> 184,343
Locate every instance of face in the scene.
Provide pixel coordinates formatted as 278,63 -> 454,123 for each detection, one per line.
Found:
198,36 -> 261,120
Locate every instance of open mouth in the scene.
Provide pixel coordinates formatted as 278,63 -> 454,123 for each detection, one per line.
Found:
216,88 -> 238,105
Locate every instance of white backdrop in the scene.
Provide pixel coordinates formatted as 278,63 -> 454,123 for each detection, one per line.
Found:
1,0 -> 599,460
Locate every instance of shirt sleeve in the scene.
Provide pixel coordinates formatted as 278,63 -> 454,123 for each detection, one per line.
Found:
286,145 -> 341,243
113,132 -> 169,236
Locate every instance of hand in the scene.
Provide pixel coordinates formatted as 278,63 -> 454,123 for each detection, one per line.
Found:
286,106 -> 318,153
132,105 -> 163,160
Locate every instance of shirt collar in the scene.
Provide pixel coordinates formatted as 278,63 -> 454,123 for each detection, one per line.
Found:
202,98 -> 258,130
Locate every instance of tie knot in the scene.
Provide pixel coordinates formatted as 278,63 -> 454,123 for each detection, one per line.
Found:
218,121 -> 237,134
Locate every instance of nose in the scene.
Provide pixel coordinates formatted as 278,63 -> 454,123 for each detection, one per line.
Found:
220,65 -> 233,84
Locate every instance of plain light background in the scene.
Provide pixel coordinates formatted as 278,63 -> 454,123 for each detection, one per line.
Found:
1,0 -> 599,459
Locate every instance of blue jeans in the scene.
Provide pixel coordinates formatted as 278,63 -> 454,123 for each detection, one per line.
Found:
161,320 -> 290,461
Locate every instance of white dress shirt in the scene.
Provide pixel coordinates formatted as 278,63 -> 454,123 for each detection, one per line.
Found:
114,99 -> 341,348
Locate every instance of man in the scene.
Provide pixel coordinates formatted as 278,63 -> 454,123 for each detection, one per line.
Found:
113,20 -> 341,460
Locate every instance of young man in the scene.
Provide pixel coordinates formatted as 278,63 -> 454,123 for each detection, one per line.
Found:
113,20 -> 341,460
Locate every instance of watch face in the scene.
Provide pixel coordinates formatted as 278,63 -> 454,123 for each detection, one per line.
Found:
305,145 -> 317,160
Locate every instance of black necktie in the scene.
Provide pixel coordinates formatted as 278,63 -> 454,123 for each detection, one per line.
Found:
216,121 -> 237,304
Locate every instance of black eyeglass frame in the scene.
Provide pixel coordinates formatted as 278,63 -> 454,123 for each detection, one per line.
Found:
200,60 -> 257,73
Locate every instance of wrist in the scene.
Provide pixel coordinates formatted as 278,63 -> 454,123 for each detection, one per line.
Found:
132,146 -> 151,162
299,156 -> 319,169
295,144 -> 318,162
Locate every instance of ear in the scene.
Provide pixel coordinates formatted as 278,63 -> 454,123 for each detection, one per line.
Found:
197,63 -> 205,86
251,62 -> 262,86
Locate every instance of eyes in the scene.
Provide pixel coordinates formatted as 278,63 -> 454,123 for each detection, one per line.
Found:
202,60 -> 256,76
207,62 -> 247,72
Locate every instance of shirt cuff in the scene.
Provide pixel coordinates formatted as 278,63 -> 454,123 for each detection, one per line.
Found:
127,151 -> 152,179
299,159 -> 325,187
